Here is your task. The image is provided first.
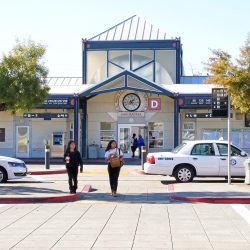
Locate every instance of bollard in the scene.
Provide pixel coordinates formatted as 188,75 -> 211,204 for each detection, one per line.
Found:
45,144 -> 51,169
244,158 -> 250,185
141,146 -> 147,170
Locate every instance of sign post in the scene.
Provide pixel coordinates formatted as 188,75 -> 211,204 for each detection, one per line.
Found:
212,88 -> 231,184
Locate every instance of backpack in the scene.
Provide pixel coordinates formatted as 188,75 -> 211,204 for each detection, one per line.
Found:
133,138 -> 138,147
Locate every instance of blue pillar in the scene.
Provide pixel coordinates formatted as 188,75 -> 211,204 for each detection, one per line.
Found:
174,97 -> 179,147
81,98 -> 87,159
73,94 -> 79,148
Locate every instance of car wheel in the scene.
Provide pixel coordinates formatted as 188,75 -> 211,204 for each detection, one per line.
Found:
174,165 -> 194,183
0,167 -> 8,183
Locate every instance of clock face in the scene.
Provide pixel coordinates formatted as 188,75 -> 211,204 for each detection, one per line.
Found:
122,93 -> 141,111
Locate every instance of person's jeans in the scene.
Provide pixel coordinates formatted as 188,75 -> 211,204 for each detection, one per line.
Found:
67,167 -> 78,192
108,164 -> 121,192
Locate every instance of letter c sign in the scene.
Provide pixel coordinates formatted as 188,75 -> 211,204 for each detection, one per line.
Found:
148,98 -> 161,110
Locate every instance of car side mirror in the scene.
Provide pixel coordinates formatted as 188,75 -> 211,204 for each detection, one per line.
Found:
241,151 -> 247,157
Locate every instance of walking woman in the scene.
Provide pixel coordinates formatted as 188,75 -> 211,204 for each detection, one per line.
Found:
105,140 -> 123,197
64,140 -> 83,194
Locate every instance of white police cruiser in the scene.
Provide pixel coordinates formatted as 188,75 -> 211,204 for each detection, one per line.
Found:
0,155 -> 27,183
144,140 -> 248,182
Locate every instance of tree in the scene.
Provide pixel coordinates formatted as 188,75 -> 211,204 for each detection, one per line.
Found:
206,34 -> 250,113
0,39 -> 50,113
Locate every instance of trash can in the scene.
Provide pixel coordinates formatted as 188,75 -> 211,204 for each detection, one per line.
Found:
88,144 -> 98,159
244,158 -> 250,185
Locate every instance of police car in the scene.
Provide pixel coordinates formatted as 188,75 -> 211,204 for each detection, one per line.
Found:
144,140 -> 248,182
0,155 -> 27,183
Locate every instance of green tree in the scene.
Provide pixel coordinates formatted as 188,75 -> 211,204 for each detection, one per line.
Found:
0,39 -> 50,113
206,35 -> 250,113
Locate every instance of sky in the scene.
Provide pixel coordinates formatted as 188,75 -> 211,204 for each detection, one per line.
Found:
0,0 -> 249,77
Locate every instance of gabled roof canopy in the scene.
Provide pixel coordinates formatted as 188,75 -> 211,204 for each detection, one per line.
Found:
80,70 -> 174,97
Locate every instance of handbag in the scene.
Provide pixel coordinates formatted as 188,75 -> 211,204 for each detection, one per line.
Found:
110,157 -> 121,168
109,148 -> 122,168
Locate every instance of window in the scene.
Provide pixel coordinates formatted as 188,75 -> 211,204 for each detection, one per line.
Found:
217,143 -> 242,156
172,143 -> 186,154
182,122 -> 195,142
0,128 -> 5,142
148,122 -> 163,148
100,122 -> 116,148
202,128 -> 250,149
87,51 -> 107,84
191,143 -> 215,156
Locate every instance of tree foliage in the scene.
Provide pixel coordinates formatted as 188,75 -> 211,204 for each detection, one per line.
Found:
0,39 -> 50,113
206,35 -> 250,113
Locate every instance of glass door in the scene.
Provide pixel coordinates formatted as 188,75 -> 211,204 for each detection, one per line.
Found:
118,124 -> 145,158
16,126 -> 30,158
118,126 -> 131,158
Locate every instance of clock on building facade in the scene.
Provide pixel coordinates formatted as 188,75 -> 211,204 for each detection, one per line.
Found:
115,91 -> 148,112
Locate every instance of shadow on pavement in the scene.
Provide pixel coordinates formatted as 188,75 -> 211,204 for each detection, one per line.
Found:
161,178 -> 245,185
0,186 -> 67,196
80,191 -> 174,204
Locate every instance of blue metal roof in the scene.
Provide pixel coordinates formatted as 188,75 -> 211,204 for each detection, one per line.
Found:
180,76 -> 208,84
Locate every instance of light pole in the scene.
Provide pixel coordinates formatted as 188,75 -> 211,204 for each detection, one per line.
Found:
227,94 -> 231,184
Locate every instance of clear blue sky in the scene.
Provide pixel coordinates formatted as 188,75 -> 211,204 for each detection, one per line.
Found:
0,0 -> 249,76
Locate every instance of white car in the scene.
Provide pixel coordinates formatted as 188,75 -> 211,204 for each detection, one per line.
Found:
0,156 -> 27,183
144,140 -> 249,182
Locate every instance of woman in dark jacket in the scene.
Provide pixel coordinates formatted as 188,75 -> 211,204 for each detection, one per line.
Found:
64,140 -> 83,194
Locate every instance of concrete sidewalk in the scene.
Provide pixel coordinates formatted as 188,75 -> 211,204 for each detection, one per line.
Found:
0,203 -> 249,249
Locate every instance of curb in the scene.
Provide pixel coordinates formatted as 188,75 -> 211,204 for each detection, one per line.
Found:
167,184 -> 250,204
29,169 -> 66,175
171,195 -> 250,204
0,184 -> 92,204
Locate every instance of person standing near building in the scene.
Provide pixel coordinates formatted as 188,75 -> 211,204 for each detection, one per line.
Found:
105,140 -> 123,197
130,133 -> 138,158
137,134 -> 145,159
64,140 -> 83,194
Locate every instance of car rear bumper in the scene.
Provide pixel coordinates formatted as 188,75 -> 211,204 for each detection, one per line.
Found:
144,163 -> 157,174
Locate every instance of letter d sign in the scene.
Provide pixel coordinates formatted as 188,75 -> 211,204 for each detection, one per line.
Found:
148,98 -> 161,110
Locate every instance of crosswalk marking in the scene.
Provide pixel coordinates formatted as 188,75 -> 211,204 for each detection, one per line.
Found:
231,204 -> 250,224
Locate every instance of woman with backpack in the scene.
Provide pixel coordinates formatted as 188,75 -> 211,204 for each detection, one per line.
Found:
130,133 -> 138,158
105,140 -> 124,197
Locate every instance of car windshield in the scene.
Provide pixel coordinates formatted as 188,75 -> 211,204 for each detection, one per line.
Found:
171,143 -> 186,154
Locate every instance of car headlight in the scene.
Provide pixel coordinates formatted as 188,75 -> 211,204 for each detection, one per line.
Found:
8,162 -> 26,168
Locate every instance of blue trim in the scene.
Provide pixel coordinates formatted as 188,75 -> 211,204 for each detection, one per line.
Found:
153,50 -> 156,82
106,50 -> 109,78
129,49 -> 132,71
174,98 -> 179,147
80,70 -> 174,97
81,98 -> 87,158
133,60 -> 154,72
108,60 -> 125,70
85,40 -> 179,50
175,41 -> 181,84
73,94 -> 79,148
82,41 -> 87,84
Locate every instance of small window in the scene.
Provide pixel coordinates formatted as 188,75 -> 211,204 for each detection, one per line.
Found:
217,143 -> 242,156
191,143 -> 215,156
0,128 -> 5,142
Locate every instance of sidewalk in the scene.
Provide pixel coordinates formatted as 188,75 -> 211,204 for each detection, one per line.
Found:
1,164 -> 250,204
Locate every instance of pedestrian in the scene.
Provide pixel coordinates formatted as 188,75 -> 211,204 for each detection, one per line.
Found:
130,133 -> 138,157
137,134 -> 145,159
64,140 -> 83,194
105,140 -> 124,197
